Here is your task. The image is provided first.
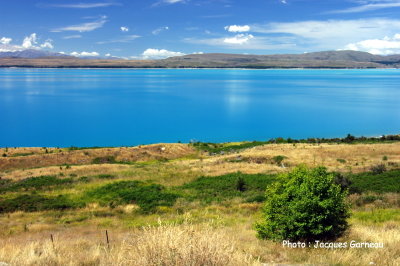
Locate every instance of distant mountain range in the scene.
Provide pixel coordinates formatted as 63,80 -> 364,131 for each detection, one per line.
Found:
0,49 -> 73,59
0,50 -> 399,68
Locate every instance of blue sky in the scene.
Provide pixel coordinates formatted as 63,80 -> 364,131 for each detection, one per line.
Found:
1,0 -> 400,58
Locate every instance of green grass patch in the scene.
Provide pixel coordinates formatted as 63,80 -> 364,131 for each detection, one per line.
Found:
92,156 -> 116,164
352,209 -> 400,224
0,193 -> 77,213
0,176 -> 73,193
349,169 -> 400,193
84,180 -> 179,213
179,172 -> 276,203
10,152 -> 34,157
191,141 -> 268,154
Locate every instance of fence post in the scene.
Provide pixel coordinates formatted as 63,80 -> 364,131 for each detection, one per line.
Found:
50,234 -> 55,249
105,230 -> 110,249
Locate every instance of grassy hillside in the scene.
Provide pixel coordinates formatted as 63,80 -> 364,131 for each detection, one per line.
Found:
0,141 -> 399,265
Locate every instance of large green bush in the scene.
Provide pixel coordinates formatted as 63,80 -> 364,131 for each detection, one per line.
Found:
256,166 -> 350,242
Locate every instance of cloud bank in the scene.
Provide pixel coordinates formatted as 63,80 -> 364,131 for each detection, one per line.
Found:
142,48 -> 185,59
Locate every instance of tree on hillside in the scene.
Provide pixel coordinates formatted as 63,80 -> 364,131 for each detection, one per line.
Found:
256,166 -> 350,242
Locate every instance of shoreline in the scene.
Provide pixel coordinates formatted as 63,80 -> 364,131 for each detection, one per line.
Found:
1,133 -> 399,149
1,66 -> 398,70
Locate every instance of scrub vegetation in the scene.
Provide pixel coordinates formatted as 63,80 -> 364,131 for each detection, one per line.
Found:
0,139 -> 399,265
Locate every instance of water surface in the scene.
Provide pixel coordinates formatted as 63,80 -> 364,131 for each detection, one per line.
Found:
0,68 -> 399,147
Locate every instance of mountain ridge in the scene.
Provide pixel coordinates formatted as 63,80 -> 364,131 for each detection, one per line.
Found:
0,50 -> 399,68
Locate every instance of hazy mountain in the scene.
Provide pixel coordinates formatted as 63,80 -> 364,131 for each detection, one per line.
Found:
163,50 -> 400,68
0,50 -> 399,68
0,49 -> 74,59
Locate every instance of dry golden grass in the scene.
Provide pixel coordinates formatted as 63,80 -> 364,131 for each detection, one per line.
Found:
174,143 -> 400,176
0,219 -> 398,266
0,164 -> 131,181
0,143 -> 196,172
0,223 -> 255,266
1,142 -> 398,181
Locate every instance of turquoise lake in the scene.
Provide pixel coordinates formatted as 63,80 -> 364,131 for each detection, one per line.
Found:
0,68 -> 399,147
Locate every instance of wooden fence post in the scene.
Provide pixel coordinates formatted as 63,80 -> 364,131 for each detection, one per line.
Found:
105,230 -> 110,249
50,234 -> 55,249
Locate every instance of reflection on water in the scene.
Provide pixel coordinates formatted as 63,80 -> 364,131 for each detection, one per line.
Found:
0,69 -> 399,147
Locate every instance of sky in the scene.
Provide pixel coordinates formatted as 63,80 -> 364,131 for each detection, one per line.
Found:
1,0 -> 400,59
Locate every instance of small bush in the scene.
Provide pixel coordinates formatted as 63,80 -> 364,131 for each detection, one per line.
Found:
78,176 -> 92,183
336,158 -> 346,164
355,195 -> 384,206
370,164 -> 386,174
92,156 -> 116,164
382,156 -> 388,161
256,166 -> 350,242
236,177 -> 246,192
272,155 -> 287,166
96,174 -> 115,179
333,173 -> 352,192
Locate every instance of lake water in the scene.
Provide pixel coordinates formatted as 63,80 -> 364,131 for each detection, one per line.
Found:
0,68 -> 399,147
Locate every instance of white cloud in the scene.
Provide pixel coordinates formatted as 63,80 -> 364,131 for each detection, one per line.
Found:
97,35 -> 140,44
224,34 -> 254,44
163,0 -> 185,4
40,40 -> 54,49
152,26 -> 169,35
344,34 -> 400,55
251,18 -> 400,51
224,25 -> 250,33
22,33 -> 38,49
48,3 -> 120,8
0,37 -> 12,45
280,0 -> 287,4
0,33 -> 55,52
142,48 -> 185,59
71,51 -> 100,57
105,53 -> 112,57
120,26 -> 129,32
153,0 -> 185,7
52,16 -> 107,32
63,35 -> 82,39
329,0 -> 400,14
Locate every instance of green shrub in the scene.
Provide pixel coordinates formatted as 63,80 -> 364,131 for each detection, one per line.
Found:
78,176 -> 92,183
0,176 -> 73,193
96,174 -> 116,179
370,164 -> 386,174
236,177 -> 247,192
0,194 -> 76,213
255,166 -> 350,242
92,156 -> 116,164
180,172 -> 276,204
333,173 -> 352,192
336,158 -> 346,164
355,195 -> 384,207
272,155 -> 287,166
11,152 -> 34,157
348,169 -> 400,193
85,181 -> 178,213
